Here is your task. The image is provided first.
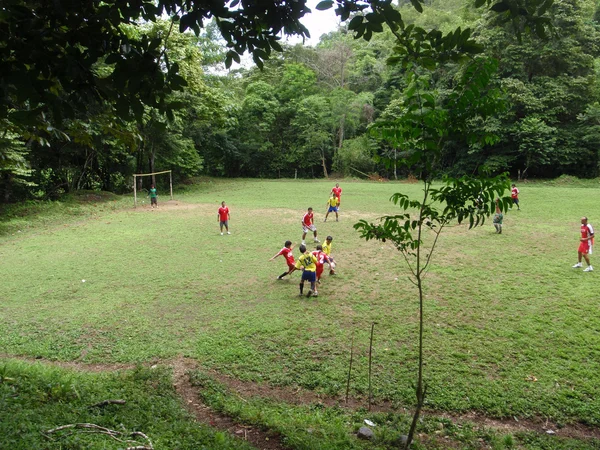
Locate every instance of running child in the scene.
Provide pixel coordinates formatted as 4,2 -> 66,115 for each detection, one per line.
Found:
269,240 -> 297,280
493,199 -> 503,234
511,184 -> 520,210
312,244 -> 331,285
324,195 -> 339,222
322,235 -> 336,275
301,207 -> 319,245
218,201 -> 231,235
295,245 -> 319,298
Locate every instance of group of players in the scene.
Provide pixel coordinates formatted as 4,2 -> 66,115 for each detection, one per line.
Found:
269,183 -> 342,298
218,180 -> 594,285
492,184 -> 594,272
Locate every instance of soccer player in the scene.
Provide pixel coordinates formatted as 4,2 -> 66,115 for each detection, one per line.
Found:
331,183 -> 342,208
493,199 -> 503,234
511,184 -> 520,210
295,244 -> 319,297
572,216 -> 594,272
148,184 -> 158,209
301,207 -> 319,245
323,235 -> 336,275
217,201 -> 231,235
324,195 -> 339,222
312,244 -> 331,286
269,240 -> 297,280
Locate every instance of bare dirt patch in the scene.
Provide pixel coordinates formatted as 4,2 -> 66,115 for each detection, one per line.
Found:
169,357 -> 288,450
133,200 -> 207,212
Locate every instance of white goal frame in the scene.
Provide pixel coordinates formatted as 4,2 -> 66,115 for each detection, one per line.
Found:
133,170 -> 173,207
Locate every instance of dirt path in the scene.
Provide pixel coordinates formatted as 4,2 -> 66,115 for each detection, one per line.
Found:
169,357 -> 287,450
3,354 -> 600,445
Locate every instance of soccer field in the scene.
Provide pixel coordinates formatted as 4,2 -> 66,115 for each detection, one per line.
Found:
1,178 -> 599,448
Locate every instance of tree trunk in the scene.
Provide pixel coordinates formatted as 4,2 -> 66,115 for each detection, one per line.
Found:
321,150 -> 328,178
337,114 -> 346,152
394,148 -> 398,180
149,143 -> 156,186
136,125 -> 145,191
3,173 -> 12,203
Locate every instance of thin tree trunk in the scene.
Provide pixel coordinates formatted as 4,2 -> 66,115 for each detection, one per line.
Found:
322,150 -> 328,178
149,143 -> 156,186
337,115 -> 346,152
405,184 -> 430,449
77,150 -> 94,190
3,173 -> 12,203
136,139 -> 145,191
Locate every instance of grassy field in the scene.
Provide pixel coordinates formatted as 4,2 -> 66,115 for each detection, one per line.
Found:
1,178 -> 600,449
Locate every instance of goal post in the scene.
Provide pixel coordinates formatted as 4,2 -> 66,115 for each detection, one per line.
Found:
133,170 -> 173,207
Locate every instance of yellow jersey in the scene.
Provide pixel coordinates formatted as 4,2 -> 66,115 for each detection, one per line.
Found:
295,252 -> 318,272
327,197 -> 339,207
322,241 -> 332,256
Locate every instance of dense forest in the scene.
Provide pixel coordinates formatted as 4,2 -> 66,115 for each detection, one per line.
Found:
1,0 -> 599,202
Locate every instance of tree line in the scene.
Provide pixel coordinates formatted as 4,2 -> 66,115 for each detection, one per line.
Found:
1,0 -> 598,202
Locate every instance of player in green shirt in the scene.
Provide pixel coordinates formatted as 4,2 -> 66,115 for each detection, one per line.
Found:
148,185 -> 158,209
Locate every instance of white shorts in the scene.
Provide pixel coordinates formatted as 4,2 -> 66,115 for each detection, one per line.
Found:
302,224 -> 317,233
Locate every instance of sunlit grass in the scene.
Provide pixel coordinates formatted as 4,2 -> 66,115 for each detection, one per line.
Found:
1,178 -> 599,427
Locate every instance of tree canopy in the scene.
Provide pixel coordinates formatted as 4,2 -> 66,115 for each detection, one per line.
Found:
3,0 -> 599,202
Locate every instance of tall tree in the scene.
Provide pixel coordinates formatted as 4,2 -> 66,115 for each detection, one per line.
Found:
475,0 -> 600,177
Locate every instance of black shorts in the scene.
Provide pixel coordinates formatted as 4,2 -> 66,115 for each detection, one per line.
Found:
151,197 -> 157,205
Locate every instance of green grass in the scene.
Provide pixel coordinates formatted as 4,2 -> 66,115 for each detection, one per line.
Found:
1,178 -> 600,448
189,369 -> 600,450
0,358 -> 253,449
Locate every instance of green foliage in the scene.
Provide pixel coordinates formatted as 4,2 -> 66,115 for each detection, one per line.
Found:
0,359 -> 253,449
0,131 -> 35,202
333,135 -> 377,176
515,116 -> 557,175
475,0 -> 600,177
2,0 -> 597,199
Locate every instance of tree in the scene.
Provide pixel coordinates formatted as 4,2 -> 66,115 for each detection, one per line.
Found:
515,116 -> 557,178
0,131 -> 34,202
291,95 -> 334,176
475,0 -> 600,177
350,1 -> 549,443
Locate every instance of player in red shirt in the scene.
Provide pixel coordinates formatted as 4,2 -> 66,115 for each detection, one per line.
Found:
572,216 -> 594,272
269,240 -> 297,280
217,201 -> 230,235
312,245 -> 331,288
301,207 -> 319,245
511,184 -> 520,210
331,183 -> 342,208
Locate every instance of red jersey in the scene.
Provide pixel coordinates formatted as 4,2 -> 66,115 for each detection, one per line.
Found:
302,212 -> 313,226
581,223 -> 594,240
277,247 -> 295,265
218,206 -> 229,221
511,187 -> 519,199
332,186 -> 342,198
311,250 -> 328,267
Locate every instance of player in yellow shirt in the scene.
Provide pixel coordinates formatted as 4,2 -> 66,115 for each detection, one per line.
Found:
295,244 -> 319,297
324,195 -> 339,222
322,235 -> 336,275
